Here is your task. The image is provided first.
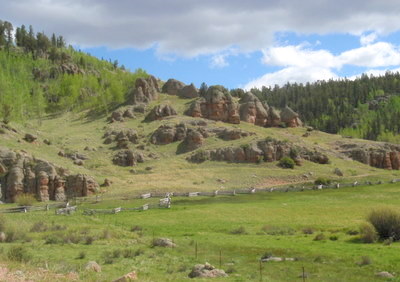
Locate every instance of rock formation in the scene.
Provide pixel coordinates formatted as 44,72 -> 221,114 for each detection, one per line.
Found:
186,85 -> 240,124
103,129 -> 139,149
267,107 -> 281,127
113,150 -> 145,166
162,79 -> 185,95
145,104 -> 177,122
179,83 -> 199,99
187,138 -> 329,165
280,106 -> 303,127
108,107 -> 136,123
239,92 -> 269,126
128,75 -> 159,105
150,124 -> 188,145
339,142 -> 400,170
0,147 -> 99,203
188,263 -> 228,278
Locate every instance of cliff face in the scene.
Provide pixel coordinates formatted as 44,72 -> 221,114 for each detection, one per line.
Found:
0,148 -> 99,203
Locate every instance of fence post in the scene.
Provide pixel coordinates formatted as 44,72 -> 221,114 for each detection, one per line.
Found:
195,242 -> 198,259
302,266 -> 306,282
219,250 -> 222,269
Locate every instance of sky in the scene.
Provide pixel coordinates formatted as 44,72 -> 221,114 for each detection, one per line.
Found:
2,0 -> 400,89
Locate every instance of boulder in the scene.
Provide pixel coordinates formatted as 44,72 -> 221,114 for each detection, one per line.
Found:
85,261 -> 101,273
280,106 -> 302,127
188,263 -> 228,278
152,238 -> 176,248
113,150 -> 145,167
179,83 -> 199,98
375,271 -> 394,278
151,124 -> 187,145
128,76 -> 159,105
24,133 -> 37,143
113,271 -> 138,282
181,129 -> 205,152
267,107 -> 281,127
186,85 -> 240,124
145,104 -> 177,121
217,128 -> 251,140
162,79 -> 185,95
239,92 -> 269,126
103,129 -> 139,149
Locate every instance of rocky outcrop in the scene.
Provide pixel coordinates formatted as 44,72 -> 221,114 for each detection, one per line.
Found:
145,104 -> 177,121
0,147 -> 99,203
180,129 -> 205,152
188,263 -> 228,278
162,79 -> 185,95
112,150 -> 144,166
280,106 -> 303,127
24,133 -> 37,143
215,128 -> 252,140
239,92 -> 269,126
340,142 -> 400,170
128,76 -> 159,105
150,124 -> 188,145
186,85 -> 240,124
103,129 -> 139,149
267,107 -> 281,127
187,138 -> 329,165
108,107 -> 136,123
179,83 -> 199,99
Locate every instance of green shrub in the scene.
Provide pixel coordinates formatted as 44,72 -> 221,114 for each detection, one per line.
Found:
302,227 -> 315,235
230,226 -> 247,235
15,193 -> 36,206
367,208 -> 400,240
30,221 -> 48,232
0,215 -> 7,232
262,225 -> 295,235
359,223 -> 378,243
7,246 -> 31,262
313,233 -> 326,241
329,235 -> 339,241
77,251 -> 86,259
84,236 -> 95,245
357,256 -> 372,266
278,157 -> 295,169
314,177 -> 331,186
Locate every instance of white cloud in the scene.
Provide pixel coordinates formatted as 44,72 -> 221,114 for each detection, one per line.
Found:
210,54 -> 229,68
360,32 -> 377,45
2,0 -> 400,56
245,66 -> 337,89
245,41 -> 400,88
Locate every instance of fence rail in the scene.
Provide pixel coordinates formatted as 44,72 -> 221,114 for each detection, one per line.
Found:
0,178 -> 399,215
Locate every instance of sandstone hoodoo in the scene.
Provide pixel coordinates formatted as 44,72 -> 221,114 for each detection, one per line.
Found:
128,75 -> 159,105
162,78 -> 185,95
0,147 -> 99,203
280,106 -> 303,127
239,92 -> 269,126
113,150 -> 145,167
186,85 -> 240,124
179,83 -> 199,99
108,107 -> 136,123
150,123 -> 188,145
145,104 -> 177,121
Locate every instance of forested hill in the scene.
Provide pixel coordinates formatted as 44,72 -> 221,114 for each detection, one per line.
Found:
250,73 -> 400,142
0,20 -> 147,124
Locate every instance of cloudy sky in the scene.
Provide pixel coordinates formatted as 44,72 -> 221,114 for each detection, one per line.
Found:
2,0 -> 400,89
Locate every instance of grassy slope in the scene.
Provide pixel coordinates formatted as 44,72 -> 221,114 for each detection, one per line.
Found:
1,93 -> 400,198
1,183 -> 400,281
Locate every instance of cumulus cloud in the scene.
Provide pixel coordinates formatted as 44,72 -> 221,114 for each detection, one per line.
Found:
2,0 -> 400,56
360,32 -> 377,45
245,41 -> 400,88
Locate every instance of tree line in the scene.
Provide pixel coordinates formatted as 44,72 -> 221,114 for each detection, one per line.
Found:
247,73 -> 400,142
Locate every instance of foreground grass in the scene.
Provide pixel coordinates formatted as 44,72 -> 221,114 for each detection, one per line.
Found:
0,183 -> 400,281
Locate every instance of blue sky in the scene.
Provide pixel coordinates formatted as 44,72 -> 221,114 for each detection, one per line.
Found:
3,0 -> 400,89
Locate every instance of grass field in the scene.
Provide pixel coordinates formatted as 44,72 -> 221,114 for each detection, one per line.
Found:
0,183 -> 399,281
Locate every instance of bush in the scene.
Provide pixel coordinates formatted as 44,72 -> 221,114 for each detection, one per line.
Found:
278,157 -> 295,169
30,221 -> 48,233
85,236 -> 95,245
313,233 -> 326,241
7,246 -> 31,262
0,215 -> 7,233
357,256 -> 372,266
367,208 -> 400,240
77,251 -> 86,259
130,225 -> 142,232
15,194 -> 36,206
314,177 -> 331,186
263,225 -> 296,236
230,226 -> 247,235
302,227 -> 315,235
359,223 -> 378,243
329,235 -> 339,241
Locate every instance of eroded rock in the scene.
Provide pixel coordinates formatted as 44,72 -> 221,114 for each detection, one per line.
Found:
113,150 -> 145,166
145,104 -> 177,121
128,76 -> 159,105
188,263 -> 227,278
162,79 -> 185,95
